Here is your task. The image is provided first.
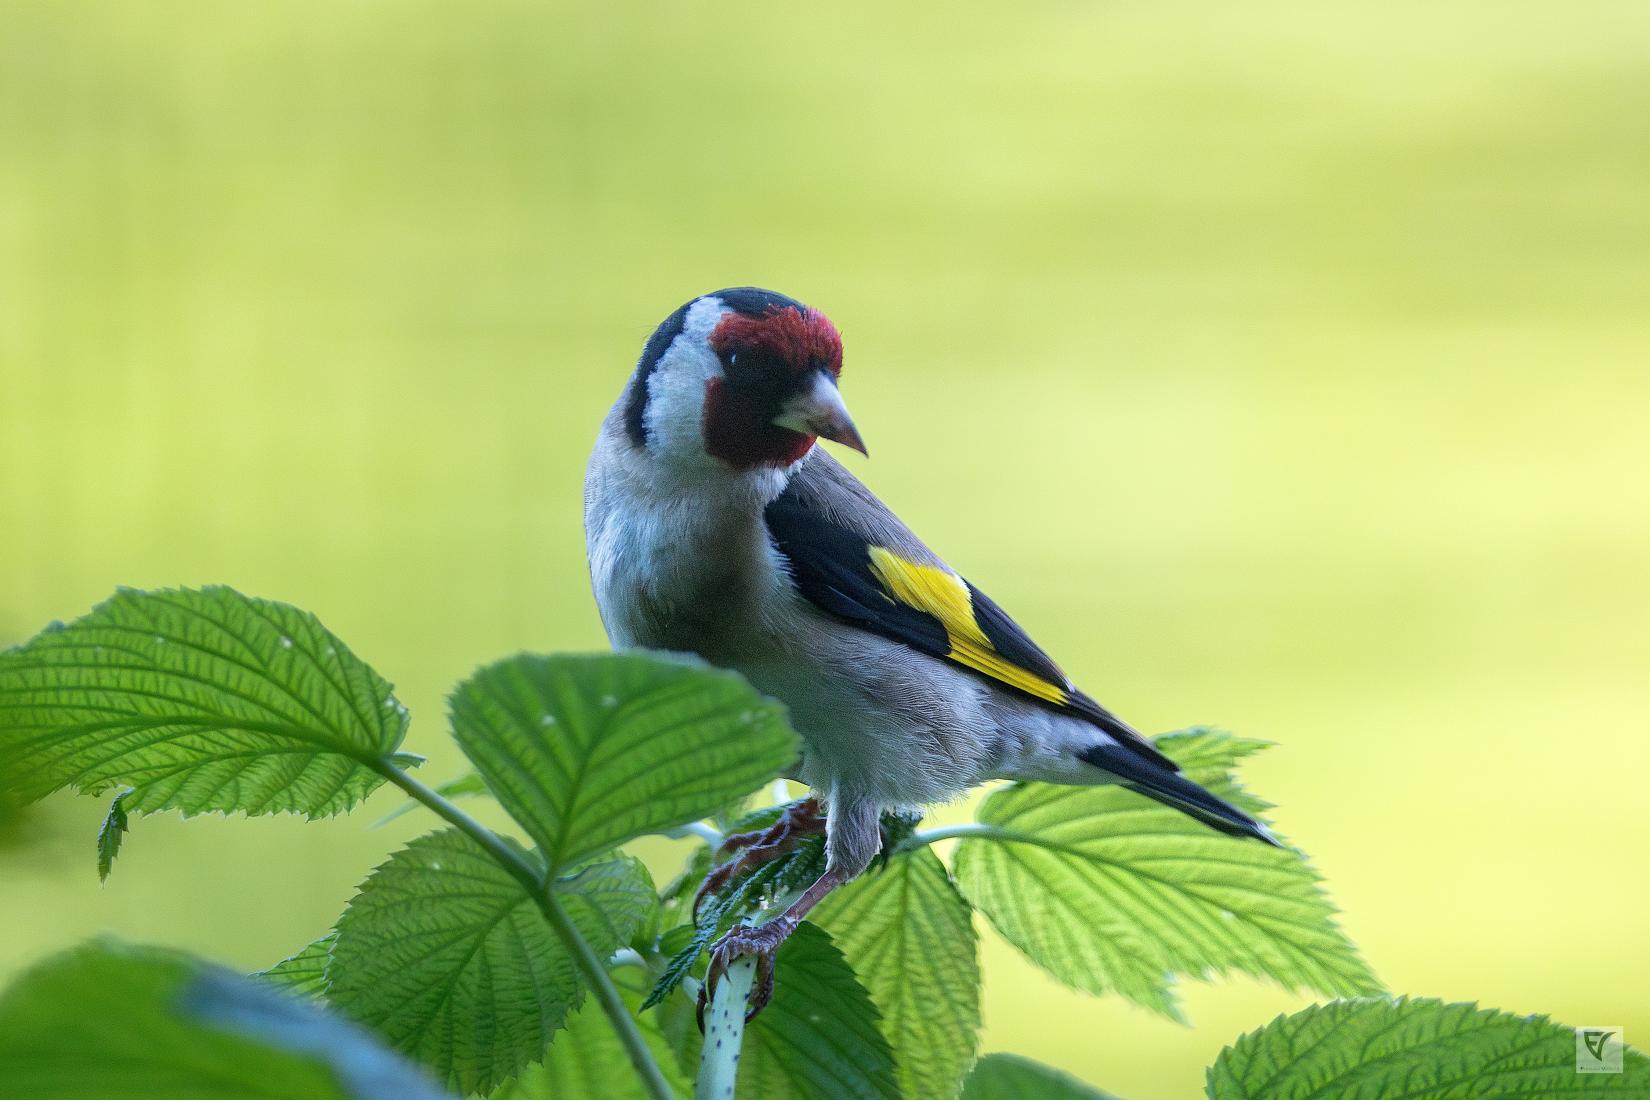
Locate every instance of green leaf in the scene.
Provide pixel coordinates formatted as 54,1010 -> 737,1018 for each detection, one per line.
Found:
650,976 -> 706,1082
961,1054 -> 1120,1100
0,939 -> 453,1100
489,968 -> 692,1100
815,848 -> 981,1100
1207,996 -> 1650,1099
953,729 -> 1379,1020
326,828 -> 654,1095
0,587 -> 410,819
96,788 -> 131,882
738,922 -> 898,1100
449,651 -> 799,871
258,934 -> 336,1000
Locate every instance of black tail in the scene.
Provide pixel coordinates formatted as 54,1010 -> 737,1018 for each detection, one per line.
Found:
1078,744 -> 1281,846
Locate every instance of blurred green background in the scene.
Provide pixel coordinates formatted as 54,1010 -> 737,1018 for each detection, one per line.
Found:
3,1 -> 1647,1096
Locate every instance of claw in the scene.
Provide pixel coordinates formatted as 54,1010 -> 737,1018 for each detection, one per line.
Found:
691,856 -> 856,1032
751,948 -> 776,1017
696,919 -> 795,1030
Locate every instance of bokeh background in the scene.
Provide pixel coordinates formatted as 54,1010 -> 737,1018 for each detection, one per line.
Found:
3,2 -> 1647,1096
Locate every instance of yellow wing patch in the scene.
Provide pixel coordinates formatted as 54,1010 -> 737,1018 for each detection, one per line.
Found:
865,547 -> 1068,705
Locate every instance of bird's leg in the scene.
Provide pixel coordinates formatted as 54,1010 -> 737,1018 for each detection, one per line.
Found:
692,796 -> 825,921
696,796 -> 880,1026
696,863 -> 849,1027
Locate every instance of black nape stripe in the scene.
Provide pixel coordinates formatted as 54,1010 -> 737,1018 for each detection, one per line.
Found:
624,299 -> 692,448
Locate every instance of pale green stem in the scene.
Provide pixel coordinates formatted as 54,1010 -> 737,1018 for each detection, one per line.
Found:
677,820 -> 725,848
376,762 -> 677,1100
894,821 -> 1022,854
695,955 -> 755,1100
690,884 -> 803,1099
692,803 -> 1019,1097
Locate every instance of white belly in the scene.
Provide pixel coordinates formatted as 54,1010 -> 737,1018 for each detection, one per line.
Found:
584,454 -> 993,807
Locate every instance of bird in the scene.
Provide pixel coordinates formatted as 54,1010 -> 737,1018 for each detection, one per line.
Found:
583,287 -> 1277,1017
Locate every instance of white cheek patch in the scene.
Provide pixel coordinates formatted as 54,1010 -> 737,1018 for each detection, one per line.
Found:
642,297 -> 729,468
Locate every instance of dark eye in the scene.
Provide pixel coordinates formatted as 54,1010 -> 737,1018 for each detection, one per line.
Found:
723,349 -> 783,384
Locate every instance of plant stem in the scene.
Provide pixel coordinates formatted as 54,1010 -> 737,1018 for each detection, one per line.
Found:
695,956 -> 755,1100
695,812 -> 1018,1100
677,820 -> 726,848
894,821 -> 1020,854
375,764 -> 543,890
375,761 -> 677,1100
542,891 -> 679,1100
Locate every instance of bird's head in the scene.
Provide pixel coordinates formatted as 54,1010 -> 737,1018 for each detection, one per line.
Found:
622,288 -> 866,475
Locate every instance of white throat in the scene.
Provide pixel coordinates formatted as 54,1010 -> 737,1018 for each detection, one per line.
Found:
639,298 -> 729,474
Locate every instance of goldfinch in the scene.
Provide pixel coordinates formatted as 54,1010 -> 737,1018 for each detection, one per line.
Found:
584,288 -> 1276,1015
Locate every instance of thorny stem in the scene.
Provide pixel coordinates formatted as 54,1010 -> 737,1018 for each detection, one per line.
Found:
695,811 -> 1027,1096
376,761 -> 678,1100
695,816 -> 1020,1099
692,779 -> 797,1098
696,956 -> 755,1100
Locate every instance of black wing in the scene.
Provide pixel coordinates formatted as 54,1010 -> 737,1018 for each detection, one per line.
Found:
764,476 -> 1175,772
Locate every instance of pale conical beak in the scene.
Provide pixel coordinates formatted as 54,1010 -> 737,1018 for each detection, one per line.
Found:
773,372 -> 868,456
